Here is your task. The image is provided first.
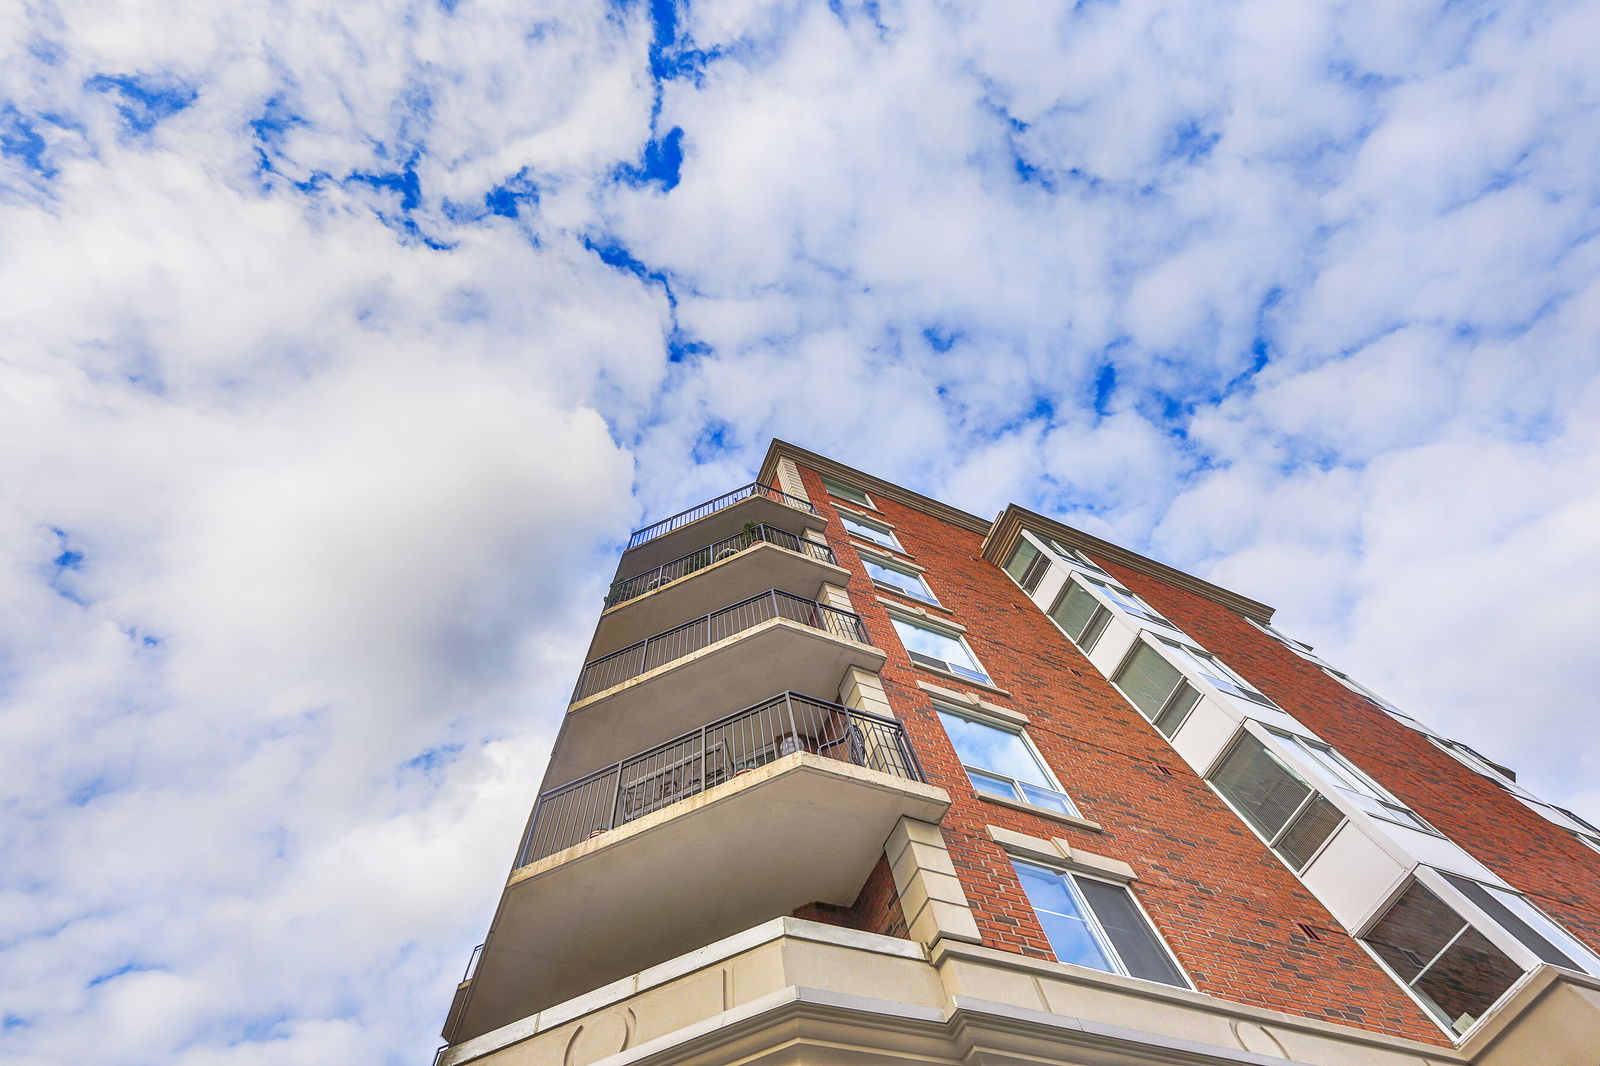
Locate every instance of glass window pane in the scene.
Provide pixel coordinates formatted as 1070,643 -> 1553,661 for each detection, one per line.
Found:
1076,878 -> 1187,987
895,619 -> 984,677
864,558 -> 934,601
1441,874 -> 1580,969
842,514 -> 896,548
1414,925 -> 1524,1034
1210,734 -> 1312,839
968,768 -> 1024,803
1050,583 -> 1102,642
1114,644 -> 1182,718
1019,782 -> 1075,814
1276,794 -> 1344,870
936,710 -> 1052,788
1012,862 -> 1114,972
824,479 -> 871,506
1086,578 -> 1169,626
1153,684 -> 1200,737
1005,540 -> 1042,582
1365,882 -> 1466,983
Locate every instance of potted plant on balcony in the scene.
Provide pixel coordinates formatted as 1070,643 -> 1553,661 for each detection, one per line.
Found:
715,522 -> 762,561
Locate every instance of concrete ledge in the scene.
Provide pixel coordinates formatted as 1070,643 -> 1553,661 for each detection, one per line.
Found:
456,755 -> 948,1041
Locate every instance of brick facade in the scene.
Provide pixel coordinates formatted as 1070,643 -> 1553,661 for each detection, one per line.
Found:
1102,563 -> 1600,955
792,461 -> 1451,1045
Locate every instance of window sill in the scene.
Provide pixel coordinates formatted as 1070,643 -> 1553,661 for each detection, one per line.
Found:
827,492 -> 880,514
847,536 -> 913,561
874,588 -> 951,614
976,791 -> 1104,833
909,661 -> 1010,697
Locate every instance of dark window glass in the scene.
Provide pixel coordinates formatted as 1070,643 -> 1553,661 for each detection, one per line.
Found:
1211,734 -> 1311,839
1005,540 -> 1042,583
1276,794 -> 1344,870
1364,882 -> 1524,1034
1114,644 -> 1182,719
1050,584 -> 1104,644
1076,878 -> 1187,986
1153,684 -> 1200,737
1441,873 -> 1578,969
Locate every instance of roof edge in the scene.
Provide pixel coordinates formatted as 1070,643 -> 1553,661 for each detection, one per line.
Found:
982,505 -> 1276,624
760,440 -> 993,536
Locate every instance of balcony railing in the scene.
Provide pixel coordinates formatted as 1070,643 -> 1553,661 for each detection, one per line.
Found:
522,692 -> 924,863
627,482 -> 818,550
573,590 -> 871,702
606,524 -> 839,607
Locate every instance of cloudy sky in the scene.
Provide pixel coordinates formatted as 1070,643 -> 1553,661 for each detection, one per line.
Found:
3,0 -> 1599,1062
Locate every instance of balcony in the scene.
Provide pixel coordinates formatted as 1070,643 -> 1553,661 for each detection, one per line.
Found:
621,482 -> 824,573
448,695 -> 949,1043
524,692 -> 924,861
590,524 -> 850,658
548,590 -> 886,789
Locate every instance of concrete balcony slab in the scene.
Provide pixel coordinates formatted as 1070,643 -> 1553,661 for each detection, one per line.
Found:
589,541 -> 850,660
547,618 -> 885,790
452,753 -> 950,1042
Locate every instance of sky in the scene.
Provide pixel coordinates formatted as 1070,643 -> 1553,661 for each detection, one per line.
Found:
3,0 -> 1599,1063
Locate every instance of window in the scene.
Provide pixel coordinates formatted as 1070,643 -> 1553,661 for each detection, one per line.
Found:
935,707 -> 1077,816
1042,537 -> 1113,576
1210,733 -> 1345,871
1003,537 -> 1051,592
1049,581 -> 1111,653
1271,731 -> 1434,833
1081,575 -> 1171,628
1363,881 -> 1525,1035
1245,617 -> 1318,658
823,478 -> 873,507
1438,873 -> 1587,970
1322,665 -> 1412,719
1429,737 -> 1521,788
841,512 -> 902,551
891,617 -> 989,684
864,556 -> 937,603
1011,860 -> 1188,987
1429,737 -> 1600,848
1157,638 -> 1276,708
1111,643 -> 1202,737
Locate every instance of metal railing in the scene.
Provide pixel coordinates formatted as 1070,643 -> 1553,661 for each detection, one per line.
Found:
573,589 -> 871,702
522,692 -> 924,863
627,482 -> 818,550
607,524 -> 838,607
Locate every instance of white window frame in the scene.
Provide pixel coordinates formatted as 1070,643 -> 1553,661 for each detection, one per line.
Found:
840,510 -> 903,552
823,477 -> 875,509
1079,574 -> 1173,630
1267,728 -> 1438,836
861,552 -> 939,604
1245,617 -> 1319,658
1429,736 -> 1600,850
1357,869 -> 1600,1039
1039,534 -> 1114,578
935,703 -> 1079,816
890,613 -> 991,685
1009,857 -> 1192,989
1107,637 -> 1204,737
1205,728 -> 1348,872
1155,637 -> 1278,709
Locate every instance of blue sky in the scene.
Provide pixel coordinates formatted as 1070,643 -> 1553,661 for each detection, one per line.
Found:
3,0 -> 1600,1062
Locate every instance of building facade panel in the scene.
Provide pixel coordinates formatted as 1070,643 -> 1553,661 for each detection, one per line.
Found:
789,459 -> 1449,1043
1097,561 -> 1600,956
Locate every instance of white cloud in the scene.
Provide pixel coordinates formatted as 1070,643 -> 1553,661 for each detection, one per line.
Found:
4,0 -> 1600,1061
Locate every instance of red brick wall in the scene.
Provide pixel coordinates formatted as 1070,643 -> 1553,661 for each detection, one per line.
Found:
1099,561 -> 1600,956
793,855 -> 908,938
794,462 -> 1448,1045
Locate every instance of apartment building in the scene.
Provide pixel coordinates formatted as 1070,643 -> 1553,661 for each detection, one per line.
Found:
435,440 -> 1600,1066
